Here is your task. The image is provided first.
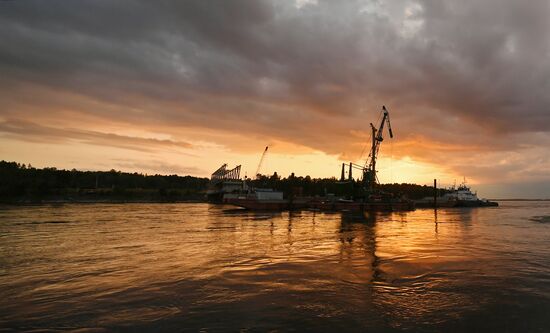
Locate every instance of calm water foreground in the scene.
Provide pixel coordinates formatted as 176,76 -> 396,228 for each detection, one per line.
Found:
0,202 -> 549,332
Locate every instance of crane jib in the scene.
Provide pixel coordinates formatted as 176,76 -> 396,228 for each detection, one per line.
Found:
364,106 -> 394,190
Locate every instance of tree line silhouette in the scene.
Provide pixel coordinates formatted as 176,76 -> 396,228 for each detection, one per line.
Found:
0,161 -> 208,203
0,160 -> 441,203
249,172 -> 443,200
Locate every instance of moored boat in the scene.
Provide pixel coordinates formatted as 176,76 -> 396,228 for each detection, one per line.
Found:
451,181 -> 498,207
309,197 -> 414,212
415,179 -> 498,208
224,188 -> 311,210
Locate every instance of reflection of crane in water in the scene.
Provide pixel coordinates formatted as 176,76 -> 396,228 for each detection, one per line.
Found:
338,212 -> 383,283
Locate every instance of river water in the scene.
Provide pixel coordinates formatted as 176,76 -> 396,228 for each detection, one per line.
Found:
1,201 -> 549,332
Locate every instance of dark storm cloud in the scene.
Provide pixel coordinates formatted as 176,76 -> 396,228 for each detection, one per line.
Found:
0,0 -> 549,179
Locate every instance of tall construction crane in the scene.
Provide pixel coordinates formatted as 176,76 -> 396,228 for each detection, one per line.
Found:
255,146 -> 269,179
364,105 -> 393,190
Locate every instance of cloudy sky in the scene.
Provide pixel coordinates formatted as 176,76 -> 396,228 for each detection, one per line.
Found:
1,0 -> 549,198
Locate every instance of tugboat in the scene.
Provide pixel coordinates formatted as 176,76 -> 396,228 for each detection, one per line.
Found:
448,179 -> 498,207
415,178 -> 498,208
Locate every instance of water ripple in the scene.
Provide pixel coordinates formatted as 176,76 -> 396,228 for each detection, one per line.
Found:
1,202 -> 549,331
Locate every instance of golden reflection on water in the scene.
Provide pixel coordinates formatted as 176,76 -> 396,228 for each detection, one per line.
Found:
0,202 -> 549,331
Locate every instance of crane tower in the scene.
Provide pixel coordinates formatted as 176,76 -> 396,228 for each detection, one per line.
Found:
363,105 -> 393,190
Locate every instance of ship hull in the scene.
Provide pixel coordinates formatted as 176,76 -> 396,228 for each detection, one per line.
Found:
414,200 -> 458,208
224,198 -> 310,211
309,200 -> 414,212
206,191 -> 225,203
455,200 -> 498,207
414,199 -> 498,208
225,197 -> 414,211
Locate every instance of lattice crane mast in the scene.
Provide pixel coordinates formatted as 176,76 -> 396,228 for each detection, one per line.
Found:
255,146 -> 269,179
364,106 -> 393,190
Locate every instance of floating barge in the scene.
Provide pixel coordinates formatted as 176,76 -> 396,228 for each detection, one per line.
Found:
224,106 -> 415,212
223,188 -> 311,210
224,195 -> 413,212
308,198 -> 415,212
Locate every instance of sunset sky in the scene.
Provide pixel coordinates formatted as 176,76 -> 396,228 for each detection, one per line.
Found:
1,0 -> 549,198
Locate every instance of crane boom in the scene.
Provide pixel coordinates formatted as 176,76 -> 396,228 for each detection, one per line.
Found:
364,106 -> 393,189
255,146 -> 269,178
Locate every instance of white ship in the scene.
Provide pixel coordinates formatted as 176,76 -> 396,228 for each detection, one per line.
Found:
416,179 -> 498,208
443,179 -> 498,207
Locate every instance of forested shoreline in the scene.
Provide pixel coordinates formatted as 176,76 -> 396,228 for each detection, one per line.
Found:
0,161 -> 209,203
0,161 -> 441,203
